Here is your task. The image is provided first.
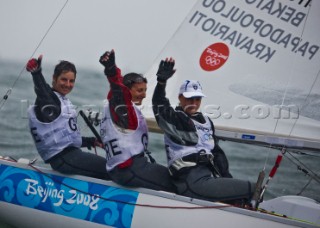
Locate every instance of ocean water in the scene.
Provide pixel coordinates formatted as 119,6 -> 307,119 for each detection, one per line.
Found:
0,59 -> 319,205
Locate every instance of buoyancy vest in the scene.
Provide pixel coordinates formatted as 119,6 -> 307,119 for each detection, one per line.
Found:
165,115 -> 215,167
28,92 -> 82,162
100,102 -> 148,171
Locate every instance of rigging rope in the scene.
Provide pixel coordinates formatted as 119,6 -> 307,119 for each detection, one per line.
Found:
284,150 -> 320,184
271,2 -> 316,139
0,0 -> 69,111
256,1 -> 319,198
288,68 -> 320,137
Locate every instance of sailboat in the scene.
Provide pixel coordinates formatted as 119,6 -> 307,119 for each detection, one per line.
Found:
1,0 -> 320,227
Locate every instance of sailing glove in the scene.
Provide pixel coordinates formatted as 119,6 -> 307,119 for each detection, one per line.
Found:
26,55 -> 42,74
156,58 -> 175,83
99,50 -> 116,76
82,137 -> 97,150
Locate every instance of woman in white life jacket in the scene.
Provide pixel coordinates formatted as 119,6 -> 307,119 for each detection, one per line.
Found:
99,49 -> 175,193
26,55 -> 110,180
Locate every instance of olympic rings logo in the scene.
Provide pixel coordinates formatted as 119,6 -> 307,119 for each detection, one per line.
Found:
200,43 -> 229,71
205,55 -> 220,66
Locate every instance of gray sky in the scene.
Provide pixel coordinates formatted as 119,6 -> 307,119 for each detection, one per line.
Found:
0,0 -> 197,73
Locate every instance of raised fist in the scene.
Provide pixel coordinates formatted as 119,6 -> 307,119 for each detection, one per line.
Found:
99,49 -> 116,76
26,55 -> 42,73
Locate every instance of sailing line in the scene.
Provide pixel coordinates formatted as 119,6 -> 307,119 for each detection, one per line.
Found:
253,1 -> 319,203
0,0 -> 69,111
288,68 -> 320,137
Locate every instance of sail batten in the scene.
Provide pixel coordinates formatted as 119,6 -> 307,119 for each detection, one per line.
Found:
146,118 -> 320,152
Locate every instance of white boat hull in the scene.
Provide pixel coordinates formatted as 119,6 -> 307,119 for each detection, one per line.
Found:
0,158 -> 319,228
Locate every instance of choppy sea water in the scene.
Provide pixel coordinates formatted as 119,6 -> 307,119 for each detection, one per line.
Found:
0,59 -> 319,214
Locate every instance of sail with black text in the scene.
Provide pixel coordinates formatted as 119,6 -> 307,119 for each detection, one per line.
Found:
142,0 -> 320,151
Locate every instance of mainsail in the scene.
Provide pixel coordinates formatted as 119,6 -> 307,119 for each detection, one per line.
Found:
142,0 -> 320,151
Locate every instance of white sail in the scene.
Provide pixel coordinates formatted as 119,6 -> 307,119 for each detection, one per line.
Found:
142,0 -> 320,150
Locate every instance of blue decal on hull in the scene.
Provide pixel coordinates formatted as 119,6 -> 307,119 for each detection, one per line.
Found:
242,134 -> 256,140
0,164 -> 138,228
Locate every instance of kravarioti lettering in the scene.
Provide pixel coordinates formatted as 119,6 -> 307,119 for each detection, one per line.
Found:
189,0 -> 319,62
189,10 -> 276,62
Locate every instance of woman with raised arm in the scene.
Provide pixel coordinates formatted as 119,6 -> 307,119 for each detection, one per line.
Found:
99,49 -> 175,192
152,57 -> 255,205
26,55 -> 109,179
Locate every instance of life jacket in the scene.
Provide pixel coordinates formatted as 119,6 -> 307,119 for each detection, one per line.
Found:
165,115 -> 215,167
28,92 -> 82,162
100,102 -> 148,171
